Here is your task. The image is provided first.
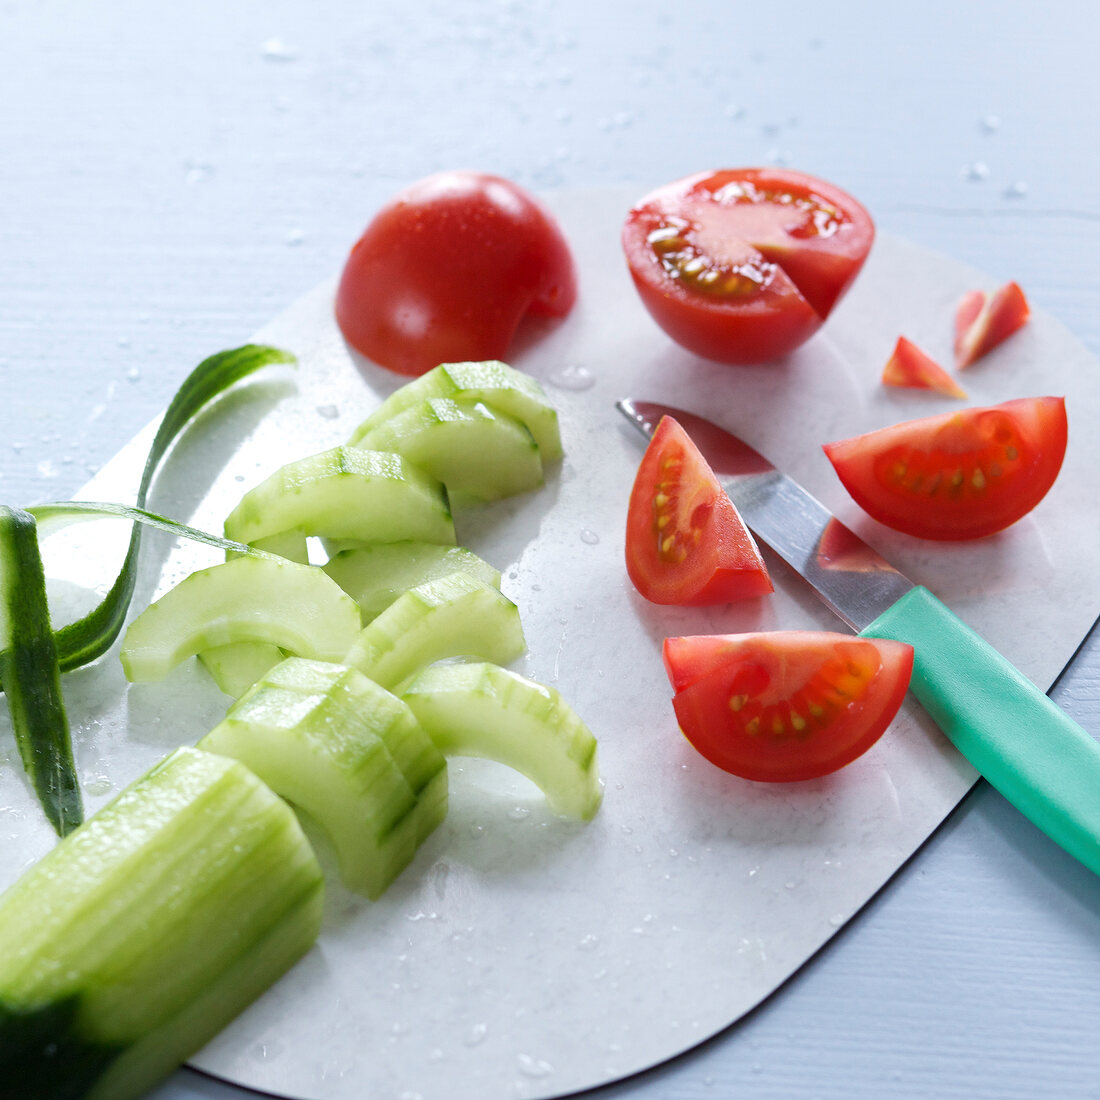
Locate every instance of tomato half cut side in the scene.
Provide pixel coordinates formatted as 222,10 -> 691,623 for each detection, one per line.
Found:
625,416 -> 773,606
621,168 -> 874,365
824,396 -> 1067,541
336,171 -> 576,376
666,632 -> 914,782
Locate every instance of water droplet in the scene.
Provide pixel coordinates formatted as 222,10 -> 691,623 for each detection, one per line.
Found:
506,806 -> 531,822
546,364 -> 594,390
464,1023 -> 488,1046
117,335 -> 131,347
36,460 -> 57,479
468,822 -> 485,839
579,528 -> 599,545
261,37 -> 299,62
184,159 -> 214,186
427,1047 -> 444,1063
1003,180 -> 1028,199
126,367 -> 141,382
85,775 -> 112,796
829,913 -> 845,927
724,103 -> 745,120
962,161 -> 990,182
11,441 -> 25,453
285,227 -> 305,246
980,114 -> 1002,134
316,404 -> 340,420
578,933 -> 599,951
517,1053 -> 553,1079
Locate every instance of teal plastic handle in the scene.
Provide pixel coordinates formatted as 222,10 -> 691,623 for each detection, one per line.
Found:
861,585 -> 1100,876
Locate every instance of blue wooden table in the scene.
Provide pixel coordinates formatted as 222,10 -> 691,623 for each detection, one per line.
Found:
2,3 -> 1098,1097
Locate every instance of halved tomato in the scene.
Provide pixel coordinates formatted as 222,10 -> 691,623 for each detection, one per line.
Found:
881,336 -> 967,398
823,396 -> 1067,540
621,168 -> 874,364
336,171 -> 576,376
955,281 -> 1030,368
625,416 -> 772,606
663,631 -> 914,782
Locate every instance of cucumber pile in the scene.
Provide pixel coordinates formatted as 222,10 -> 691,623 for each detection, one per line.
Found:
0,358 -> 603,1098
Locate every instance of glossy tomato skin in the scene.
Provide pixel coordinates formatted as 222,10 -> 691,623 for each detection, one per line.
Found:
824,396 -> 1067,540
626,416 -> 772,606
663,632 -> 914,782
336,171 -> 576,376
621,168 -> 874,365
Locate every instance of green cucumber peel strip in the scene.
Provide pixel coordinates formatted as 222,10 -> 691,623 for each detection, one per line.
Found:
0,344 -> 292,834
0,506 -> 83,836
11,344 -> 295,683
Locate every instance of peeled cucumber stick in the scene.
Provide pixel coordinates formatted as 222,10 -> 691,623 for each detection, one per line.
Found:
0,746 -> 324,1100
402,661 -> 603,821
200,658 -> 448,896
120,555 -> 361,683
348,360 -> 563,463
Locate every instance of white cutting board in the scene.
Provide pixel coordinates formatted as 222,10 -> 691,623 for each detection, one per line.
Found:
2,188 -> 1098,1100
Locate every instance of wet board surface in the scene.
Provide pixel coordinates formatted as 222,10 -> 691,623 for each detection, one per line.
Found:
2,188 -> 1099,1100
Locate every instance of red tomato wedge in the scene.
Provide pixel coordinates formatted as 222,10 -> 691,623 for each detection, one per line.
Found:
336,171 -> 576,376
881,336 -> 967,398
824,396 -> 1068,540
663,632 -> 914,782
621,168 -> 874,365
625,416 -> 773,606
955,281 -> 1030,368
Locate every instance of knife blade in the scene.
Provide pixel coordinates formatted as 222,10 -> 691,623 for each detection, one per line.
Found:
618,398 -> 1100,878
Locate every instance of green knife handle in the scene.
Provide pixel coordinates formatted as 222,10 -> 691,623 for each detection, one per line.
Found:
862,585 -> 1100,876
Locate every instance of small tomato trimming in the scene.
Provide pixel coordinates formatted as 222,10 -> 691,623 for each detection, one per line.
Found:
955,281 -> 1030,368
336,171 -> 576,376
663,631 -> 914,782
881,336 -> 967,399
823,396 -> 1067,541
621,168 -> 874,365
625,416 -> 772,606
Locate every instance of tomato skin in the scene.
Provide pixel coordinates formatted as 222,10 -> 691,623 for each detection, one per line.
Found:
336,172 -> 576,376
663,632 -> 914,782
824,396 -> 1068,541
625,417 -> 772,606
955,281 -> 1030,368
621,168 -> 874,365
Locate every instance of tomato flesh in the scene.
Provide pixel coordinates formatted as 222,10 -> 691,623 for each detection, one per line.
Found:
824,396 -> 1067,540
881,336 -> 967,398
625,416 -> 772,606
663,632 -> 913,782
336,171 -> 576,376
621,168 -> 874,365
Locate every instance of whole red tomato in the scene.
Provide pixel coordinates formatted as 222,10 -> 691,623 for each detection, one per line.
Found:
622,168 -> 874,365
336,172 -> 576,376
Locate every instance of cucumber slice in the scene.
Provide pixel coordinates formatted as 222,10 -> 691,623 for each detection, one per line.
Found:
200,658 -> 448,895
348,360 -> 563,463
352,398 -> 543,504
401,662 -> 603,821
223,446 -> 455,550
248,527 -> 309,563
121,555 -> 361,682
0,746 -> 323,1100
322,542 -> 502,623
344,572 -> 526,691
198,640 -> 285,698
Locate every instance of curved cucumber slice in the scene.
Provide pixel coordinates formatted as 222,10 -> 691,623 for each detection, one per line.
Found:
0,746 -> 323,1100
200,659 -> 446,898
344,572 -> 526,691
322,542 -> 502,623
198,641 -> 285,698
352,398 -> 543,504
223,446 -> 455,550
121,555 -> 361,682
401,662 -> 603,821
349,360 -> 563,463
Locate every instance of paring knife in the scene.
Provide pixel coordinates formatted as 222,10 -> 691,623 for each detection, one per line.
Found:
617,398 -> 1100,878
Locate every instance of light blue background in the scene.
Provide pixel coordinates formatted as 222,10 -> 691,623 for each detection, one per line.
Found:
2,3 -> 1099,1098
